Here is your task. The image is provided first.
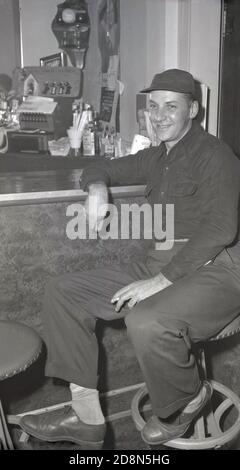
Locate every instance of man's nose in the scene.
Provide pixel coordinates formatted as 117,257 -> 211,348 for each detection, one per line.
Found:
154,108 -> 167,121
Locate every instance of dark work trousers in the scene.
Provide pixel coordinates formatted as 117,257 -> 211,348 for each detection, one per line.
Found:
42,242 -> 240,419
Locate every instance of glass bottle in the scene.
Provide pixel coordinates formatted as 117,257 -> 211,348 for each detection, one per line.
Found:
82,105 -> 95,156
93,112 -> 103,155
105,126 -> 115,159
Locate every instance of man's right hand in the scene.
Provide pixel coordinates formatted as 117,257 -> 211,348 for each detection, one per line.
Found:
85,182 -> 108,232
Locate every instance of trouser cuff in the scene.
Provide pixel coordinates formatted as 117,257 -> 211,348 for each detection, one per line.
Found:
153,382 -> 202,419
45,362 -> 98,389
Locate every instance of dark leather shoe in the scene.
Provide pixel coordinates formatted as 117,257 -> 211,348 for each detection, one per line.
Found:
19,406 -> 106,449
141,380 -> 212,445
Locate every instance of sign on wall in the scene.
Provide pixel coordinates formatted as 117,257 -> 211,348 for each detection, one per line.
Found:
97,0 -> 120,130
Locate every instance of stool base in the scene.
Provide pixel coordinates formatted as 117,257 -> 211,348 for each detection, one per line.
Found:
0,399 -> 14,450
131,380 -> 240,450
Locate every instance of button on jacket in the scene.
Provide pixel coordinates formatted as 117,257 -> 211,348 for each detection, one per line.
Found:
81,121 -> 240,282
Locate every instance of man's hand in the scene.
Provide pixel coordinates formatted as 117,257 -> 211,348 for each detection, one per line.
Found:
111,273 -> 172,312
85,182 -> 108,232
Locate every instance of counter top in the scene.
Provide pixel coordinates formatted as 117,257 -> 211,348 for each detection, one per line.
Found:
0,170 -> 145,206
0,153 -> 145,206
0,152 -> 101,172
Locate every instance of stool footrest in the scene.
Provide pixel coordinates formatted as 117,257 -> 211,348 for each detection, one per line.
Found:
131,380 -> 240,450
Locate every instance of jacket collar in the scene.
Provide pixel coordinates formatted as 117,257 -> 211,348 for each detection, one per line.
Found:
162,119 -> 203,156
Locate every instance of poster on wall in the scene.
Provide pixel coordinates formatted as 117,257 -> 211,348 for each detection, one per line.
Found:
97,0 -> 120,130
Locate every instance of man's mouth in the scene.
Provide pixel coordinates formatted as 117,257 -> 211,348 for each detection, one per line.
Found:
156,125 -> 171,130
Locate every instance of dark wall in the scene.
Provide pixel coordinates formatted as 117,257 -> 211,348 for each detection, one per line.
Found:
219,0 -> 240,157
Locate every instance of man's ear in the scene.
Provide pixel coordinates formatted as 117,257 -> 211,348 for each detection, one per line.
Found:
190,100 -> 199,119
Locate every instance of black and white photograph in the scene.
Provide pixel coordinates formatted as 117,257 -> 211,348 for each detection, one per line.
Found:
0,0 -> 240,461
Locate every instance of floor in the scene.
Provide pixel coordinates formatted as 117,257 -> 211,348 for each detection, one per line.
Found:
2,335 -> 240,451
3,368 -> 150,451
4,375 -> 240,451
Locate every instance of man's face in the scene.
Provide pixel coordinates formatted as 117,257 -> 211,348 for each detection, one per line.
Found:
149,90 -> 197,150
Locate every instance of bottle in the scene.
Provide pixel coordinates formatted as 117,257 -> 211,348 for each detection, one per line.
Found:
58,82 -> 64,95
92,112 -> 103,156
103,126 -> 110,157
99,126 -> 106,156
110,127 -> 116,157
82,105 -> 95,156
72,102 -> 78,127
43,81 -> 50,95
50,82 -> 57,95
114,133 -> 122,158
105,126 -> 115,159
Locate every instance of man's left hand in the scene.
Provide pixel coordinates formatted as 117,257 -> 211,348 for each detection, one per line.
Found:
111,274 -> 172,312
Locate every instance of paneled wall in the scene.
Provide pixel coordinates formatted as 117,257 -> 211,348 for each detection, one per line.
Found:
164,0 -> 222,136
188,0 -> 222,136
120,0 -> 165,141
19,0 -> 59,65
0,0 -> 21,78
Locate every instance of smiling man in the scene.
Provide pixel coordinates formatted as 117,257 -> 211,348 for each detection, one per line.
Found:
149,91 -> 198,149
20,69 -> 240,448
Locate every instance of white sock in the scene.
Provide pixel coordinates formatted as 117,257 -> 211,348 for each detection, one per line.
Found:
70,383 -> 105,425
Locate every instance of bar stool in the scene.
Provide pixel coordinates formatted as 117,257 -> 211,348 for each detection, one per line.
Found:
0,320 -> 42,449
131,316 -> 240,449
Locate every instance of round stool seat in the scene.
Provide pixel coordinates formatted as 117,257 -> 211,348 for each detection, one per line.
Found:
0,321 -> 42,380
208,315 -> 240,342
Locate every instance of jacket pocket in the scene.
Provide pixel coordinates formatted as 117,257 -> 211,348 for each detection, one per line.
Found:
169,182 -> 197,197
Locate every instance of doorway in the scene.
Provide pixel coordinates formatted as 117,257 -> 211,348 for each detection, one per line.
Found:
219,0 -> 240,157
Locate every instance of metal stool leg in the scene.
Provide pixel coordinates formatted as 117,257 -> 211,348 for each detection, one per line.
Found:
0,399 -> 14,450
131,344 -> 240,449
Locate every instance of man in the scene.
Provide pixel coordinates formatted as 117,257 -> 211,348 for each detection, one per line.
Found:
20,69 -> 240,448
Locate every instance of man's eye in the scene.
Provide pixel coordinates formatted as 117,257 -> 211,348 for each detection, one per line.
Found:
149,104 -> 157,110
167,104 -> 177,110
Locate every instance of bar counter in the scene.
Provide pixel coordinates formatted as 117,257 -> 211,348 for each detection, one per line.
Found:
0,151 -> 147,393
0,152 -> 145,206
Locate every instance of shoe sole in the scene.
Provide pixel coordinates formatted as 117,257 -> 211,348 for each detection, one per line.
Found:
141,381 -> 213,445
142,422 -> 191,446
19,424 -> 104,449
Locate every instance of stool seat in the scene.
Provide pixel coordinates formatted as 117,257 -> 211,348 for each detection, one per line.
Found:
0,320 -> 42,449
0,321 -> 42,380
208,315 -> 240,342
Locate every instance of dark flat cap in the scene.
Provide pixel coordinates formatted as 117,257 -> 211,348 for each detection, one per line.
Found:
140,69 -> 196,97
